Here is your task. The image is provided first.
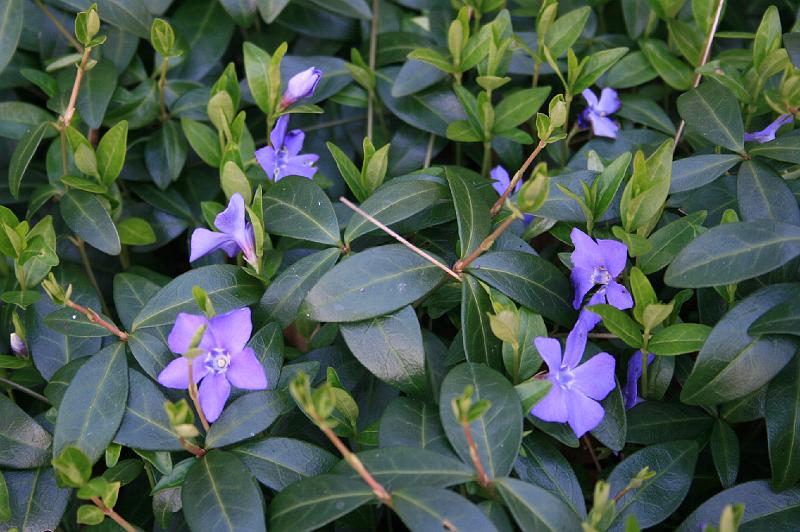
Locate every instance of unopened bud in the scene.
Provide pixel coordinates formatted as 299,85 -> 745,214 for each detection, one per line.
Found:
518,172 -> 550,213
281,67 -> 322,108
10,333 -> 27,357
548,95 -> 567,129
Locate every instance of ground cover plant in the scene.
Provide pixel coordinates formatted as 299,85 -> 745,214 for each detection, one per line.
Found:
2,0 -> 800,530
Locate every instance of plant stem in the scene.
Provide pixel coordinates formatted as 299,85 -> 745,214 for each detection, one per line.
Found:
0,376 -> 50,404
158,57 -> 169,122
73,236 -> 111,317
366,0 -> 379,141
532,61 -> 541,87
423,133 -> 436,168
34,0 -> 82,52
481,141 -> 492,178
64,299 -> 128,342
90,496 -> 136,532
340,197 -> 462,281
490,139 -> 547,216
62,47 -> 92,129
640,349 -> 649,401
674,0 -> 725,148
187,361 -> 210,432
178,436 -> 207,458
454,213 -> 519,273
317,420 -> 392,505
462,421 -> 492,489
583,435 -> 601,472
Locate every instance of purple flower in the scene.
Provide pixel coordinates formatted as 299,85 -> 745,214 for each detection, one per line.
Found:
157,307 -> 267,422
190,193 -> 257,265
531,322 -> 616,437
255,115 -> 319,182
490,165 -> 520,196
570,227 -> 632,330
623,351 -> 654,410
10,333 -> 26,357
579,88 -> 621,139
743,113 -> 793,144
281,67 -> 322,108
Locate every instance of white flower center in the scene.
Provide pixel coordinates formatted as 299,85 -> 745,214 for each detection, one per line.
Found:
205,348 -> 230,374
590,266 -> 611,286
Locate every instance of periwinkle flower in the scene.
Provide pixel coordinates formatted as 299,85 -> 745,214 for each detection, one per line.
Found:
190,193 -> 257,265
743,113 -> 793,144
623,351 -> 655,410
255,115 -> 319,182
531,322 -> 616,438
157,307 -> 267,422
281,67 -> 322,108
570,227 -> 632,329
9,333 -> 26,357
490,165 -> 520,196
579,87 -> 621,139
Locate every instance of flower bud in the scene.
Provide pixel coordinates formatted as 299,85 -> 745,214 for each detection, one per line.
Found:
281,67 -> 322,108
10,333 -> 26,357
548,95 -> 567,128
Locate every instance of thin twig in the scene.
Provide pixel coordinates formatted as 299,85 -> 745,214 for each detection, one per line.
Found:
340,197 -> 462,281
454,213 -> 519,273
366,0 -> 380,141
64,300 -> 128,342
34,0 -> 82,52
462,422 -> 492,489
490,140 -> 547,216
72,237 -> 111,317
674,0 -> 726,148
90,496 -> 136,532
178,436 -> 207,458
583,435 -> 601,472
62,47 -> 92,128
187,362 -> 210,432
0,376 -> 50,404
423,133 -> 436,168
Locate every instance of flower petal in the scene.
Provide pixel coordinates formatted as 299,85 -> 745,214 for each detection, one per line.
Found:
282,67 -> 322,106
565,390 -> 605,437
570,267 -> 595,309
490,166 -> 510,195
581,88 -> 599,109
227,347 -> 268,390
562,321 -> 588,368
157,356 -> 207,389
207,307 -> 252,354
284,130 -> 305,156
590,114 -> 619,139
572,352 -> 616,400
623,350 -> 653,410
189,229 -> 237,262
578,290 -> 606,331
214,193 -> 247,236
199,373 -> 231,423
570,227 -> 602,271
606,280 -> 633,310
531,381 -> 569,423
270,115 -> 289,148
596,238 -> 628,277
255,146 -> 277,179
168,313 -> 211,354
534,337 -> 562,372
597,87 -> 621,115
284,160 -> 318,179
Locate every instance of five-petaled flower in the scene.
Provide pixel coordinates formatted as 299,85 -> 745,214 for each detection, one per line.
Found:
579,87 -> 621,139
531,322 -> 616,437
281,67 -> 322,108
190,193 -> 257,266
743,113 -> 793,144
490,165 -> 520,196
570,227 -> 632,329
255,115 -> 319,182
623,350 -> 654,410
157,307 -> 267,423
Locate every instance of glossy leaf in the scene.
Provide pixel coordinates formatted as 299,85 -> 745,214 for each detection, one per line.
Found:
766,357 -> 800,490
461,274 -> 502,369
711,419 -> 739,489
60,190 -> 121,255
0,394 -> 52,468
495,477 -> 583,531
677,79 -> 744,153
232,437 -> 337,491
448,166 -> 491,258
379,397 -> 452,454
114,370 -> 183,451
269,474 -> 373,530
737,160 -> 800,224
262,176 -> 341,245
9,122 -> 49,199
4,468 -> 70,532
205,391 -> 289,449
393,487 -> 498,531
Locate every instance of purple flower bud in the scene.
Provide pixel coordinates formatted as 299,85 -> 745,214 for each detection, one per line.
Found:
10,333 -> 26,357
190,193 -> 257,265
281,67 -> 322,108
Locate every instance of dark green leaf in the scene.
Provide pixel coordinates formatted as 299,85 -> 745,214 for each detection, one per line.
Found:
587,304 -> 642,348
182,118 -> 221,167
495,477 -> 583,531
750,299 -> 800,336
9,122 -> 49,199
183,451 -> 266,532
591,381 -> 627,452
638,211 -> 707,274
670,154 -> 742,194
711,419 -> 739,489
76,60 -> 118,129
766,357 -> 800,490
461,274 -> 502,369
4,468 -> 70,532
393,487 -> 497,531
308,0 -> 370,19
269,474 -> 373,530
43,307 -> 112,338
0,394 -> 52,468
627,401 -> 714,444
145,121 -> 188,189
115,370 -> 182,451
113,273 -> 161,331
737,160 -> 800,223
439,363 -> 522,479
247,322 -> 283,390
232,437 -> 337,491
494,87 -> 551,131
379,397 -> 452,455
263,176 -> 341,245
677,79 -> 744,153
447,166 -> 491,258
60,190 -> 121,255
206,391 -> 289,449
54,343 -> 128,463
0,0 -> 22,75
333,447 -> 473,489
60,0 -> 152,39
617,95 -> 675,135
606,51 -> 659,89
750,135 -> 800,164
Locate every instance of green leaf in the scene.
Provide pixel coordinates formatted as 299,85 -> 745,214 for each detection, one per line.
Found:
9,122 -> 49,199
573,47 -> 629,94
340,306 -> 427,395
132,265 -> 262,330
545,7 -> 590,58
54,343 -> 128,464
117,217 -> 157,246
115,370 -> 182,451
448,167 -> 491,258
60,0 -> 153,39
466,251 -> 574,326
496,477 -> 584,531
670,154 -> 742,194
59,190 -> 121,255
344,178 -> 447,243
333,447 -> 473,489
648,323 -> 711,356
327,142 -> 368,201
43,307 -> 112,338
256,0 -> 291,23
766,357 -> 800,490
0,394 -> 52,468
4,468 -> 70,531
750,135 -> 800,164
183,451 -> 266,532
737,160 -> 800,223
753,6 -> 782,68
243,42 -> 272,114
638,211 -> 707,274
263,176 -> 341,245
145,120 -> 188,189
587,304 -> 642,348
181,118 -> 221,167
379,397 -> 453,455
113,273 -> 161,331
308,0 -> 371,19
407,48 -> 455,73
609,441 -> 699,529
0,0 -> 22,75
206,391 -> 289,449
393,487 -> 497,530
0,471 -> 9,522
232,437 -> 337,491
676,480 -> 800,531
258,248 -> 340,327
515,433 -> 586,518
711,419 -> 739,489
665,221 -> 800,287
461,274 -> 502,369
439,363 -> 522,479
606,51 -> 659,88
0,101 -> 54,139
301,245 -> 445,322
681,284 -> 800,405
627,401 -> 714,444
76,60 -> 118,129
640,38 -> 694,90
617,95 -> 676,135
591,381 -> 627,452
749,299 -> 800,336
269,474 -> 373,530
494,87 -> 551,131
96,120 -> 128,185
677,79 -> 744,153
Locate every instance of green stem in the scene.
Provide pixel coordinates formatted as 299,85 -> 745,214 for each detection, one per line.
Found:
481,141 -> 492,178
158,57 -> 169,122
366,0 -> 379,141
